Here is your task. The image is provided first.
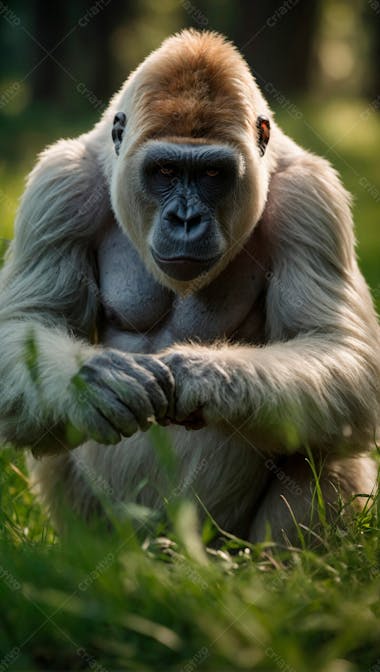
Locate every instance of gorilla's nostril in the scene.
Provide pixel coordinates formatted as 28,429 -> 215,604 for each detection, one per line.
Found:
167,211 -> 184,227
184,214 -> 202,233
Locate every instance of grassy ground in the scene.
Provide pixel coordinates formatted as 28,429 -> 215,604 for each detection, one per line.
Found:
0,100 -> 379,671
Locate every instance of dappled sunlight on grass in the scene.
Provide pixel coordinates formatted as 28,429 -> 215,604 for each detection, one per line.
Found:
0,165 -> 24,242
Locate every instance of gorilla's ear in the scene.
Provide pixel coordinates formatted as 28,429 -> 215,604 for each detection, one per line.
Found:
256,115 -> 270,157
112,112 -> 127,156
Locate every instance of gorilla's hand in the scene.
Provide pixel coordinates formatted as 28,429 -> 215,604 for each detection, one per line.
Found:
67,350 -> 175,444
161,346 -> 232,430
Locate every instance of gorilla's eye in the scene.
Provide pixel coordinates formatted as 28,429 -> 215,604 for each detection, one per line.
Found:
159,165 -> 175,176
206,168 -> 219,177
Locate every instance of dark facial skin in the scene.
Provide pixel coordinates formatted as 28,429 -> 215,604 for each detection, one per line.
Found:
141,142 -> 239,280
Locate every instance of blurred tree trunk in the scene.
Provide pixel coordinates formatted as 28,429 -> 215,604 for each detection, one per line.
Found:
370,10 -> 380,98
232,0 -> 320,94
90,10 -> 113,100
29,1 -> 135,108
31,0 -> 68,102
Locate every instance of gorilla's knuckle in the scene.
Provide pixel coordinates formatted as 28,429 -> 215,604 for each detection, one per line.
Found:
166,354 -> 191,380
145,385 -> 167,416
154,358 -> 175,383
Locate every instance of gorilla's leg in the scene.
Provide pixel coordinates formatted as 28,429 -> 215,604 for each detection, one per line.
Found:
27,450 -> 105,532
249,453 -> 377,545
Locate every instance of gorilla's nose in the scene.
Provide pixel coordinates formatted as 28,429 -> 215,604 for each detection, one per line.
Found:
166,209 -> 202,233
165,202 -> 209,238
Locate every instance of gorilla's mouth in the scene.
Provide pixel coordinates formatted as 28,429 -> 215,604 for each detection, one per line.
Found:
151,249 -> 222,281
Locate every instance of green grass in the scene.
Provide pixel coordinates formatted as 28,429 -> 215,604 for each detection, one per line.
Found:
0,100 -> 379,671
1,444 -> 380,671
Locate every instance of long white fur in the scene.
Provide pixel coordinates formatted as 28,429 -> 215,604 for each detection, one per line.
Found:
0,30 -> 378,539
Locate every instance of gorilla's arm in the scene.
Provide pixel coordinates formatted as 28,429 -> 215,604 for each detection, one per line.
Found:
0,138 -> 100,447
0,138 -> 173,451
163,154 -> 380,451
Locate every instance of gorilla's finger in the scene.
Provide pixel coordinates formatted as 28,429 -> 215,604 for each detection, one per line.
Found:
89,383 -> 141,436
72,404 -> 121,445
108,352 -> 174,414
101,370 -> 157,428
134,355 -> 175,409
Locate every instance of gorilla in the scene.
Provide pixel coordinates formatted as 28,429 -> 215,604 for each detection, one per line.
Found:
0,30 -> 378,542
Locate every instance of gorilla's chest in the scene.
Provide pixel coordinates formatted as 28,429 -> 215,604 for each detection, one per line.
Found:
96,224 -> 267,353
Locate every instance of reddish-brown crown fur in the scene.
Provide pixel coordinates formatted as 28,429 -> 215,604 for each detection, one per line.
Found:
132,30 -> 256,144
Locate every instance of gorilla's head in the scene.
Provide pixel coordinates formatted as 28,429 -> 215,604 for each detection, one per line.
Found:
110,30 -> 273,293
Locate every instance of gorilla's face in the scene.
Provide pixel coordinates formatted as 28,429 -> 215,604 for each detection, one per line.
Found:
110,108 -> 271,293
140,141 -> 239,281
112,136 -> 269,294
